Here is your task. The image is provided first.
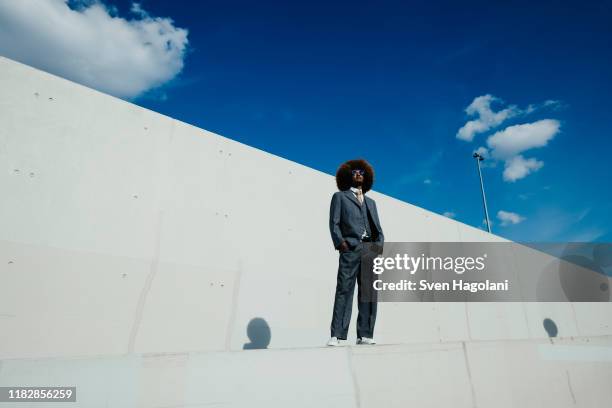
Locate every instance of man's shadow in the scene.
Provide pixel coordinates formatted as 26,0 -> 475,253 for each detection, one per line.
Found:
243,317 -> 271,350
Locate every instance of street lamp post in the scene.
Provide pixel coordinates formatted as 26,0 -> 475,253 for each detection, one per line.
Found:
473,152 -> 492,233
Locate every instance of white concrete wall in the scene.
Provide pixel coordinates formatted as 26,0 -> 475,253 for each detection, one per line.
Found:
1,56 -> 611,407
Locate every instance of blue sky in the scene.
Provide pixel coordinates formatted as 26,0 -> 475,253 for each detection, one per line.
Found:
1,0 -> 611,242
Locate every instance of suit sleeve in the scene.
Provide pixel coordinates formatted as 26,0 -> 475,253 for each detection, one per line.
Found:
329,192 -> 345,249
372,200 -> 384,245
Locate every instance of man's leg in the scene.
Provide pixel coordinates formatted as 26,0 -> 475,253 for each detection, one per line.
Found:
356,250 -> 377,339
330,248 -> 360,340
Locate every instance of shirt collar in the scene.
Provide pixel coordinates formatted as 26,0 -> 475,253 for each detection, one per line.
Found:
350,186 -> 363,194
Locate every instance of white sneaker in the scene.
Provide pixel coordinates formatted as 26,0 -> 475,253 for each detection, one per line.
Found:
356,337 -> 376,345
327,337 -> 340,346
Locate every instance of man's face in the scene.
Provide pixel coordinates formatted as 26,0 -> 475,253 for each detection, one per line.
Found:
352,169 -> 364,186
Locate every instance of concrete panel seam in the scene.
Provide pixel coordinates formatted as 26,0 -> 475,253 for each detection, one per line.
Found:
128,210 -> 164,353
509,244 -> 531,335
565,370 -> 577,405
461,341 -> 478,408
570,303 -> 581,337
465,303 -> 473,340
346,347 -> 361,408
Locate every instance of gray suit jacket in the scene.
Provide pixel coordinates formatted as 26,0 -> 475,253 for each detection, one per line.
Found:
329,190 -> 384,250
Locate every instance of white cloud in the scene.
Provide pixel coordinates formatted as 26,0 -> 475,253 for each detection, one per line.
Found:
525,99 -> 562,114
457,94 -> 563,144
487,119 -> 560,159
575,207 -> 591,223
456,94 -> 520,142
499,207 -> 604,242
503,155 -> 544,182
565,228 -> 606,242
543,99 -> 561,108
0,0 -> 189,99
479,119 -> 560,182
497,210 -> 525,226
130,2 -> 148,18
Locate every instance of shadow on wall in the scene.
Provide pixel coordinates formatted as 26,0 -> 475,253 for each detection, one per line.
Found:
243,317 -> 271,350
543,318 -> 558,338
536,243 -> 612,302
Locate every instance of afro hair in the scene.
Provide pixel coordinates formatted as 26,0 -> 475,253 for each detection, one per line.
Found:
335,158 -> 375,193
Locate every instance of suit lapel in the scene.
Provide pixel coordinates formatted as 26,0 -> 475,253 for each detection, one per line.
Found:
364,197 -> 380,230
343,190 -> 362,208
364,196 -> 371,211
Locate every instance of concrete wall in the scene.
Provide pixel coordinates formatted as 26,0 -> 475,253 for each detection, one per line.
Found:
1,56 -> 611,407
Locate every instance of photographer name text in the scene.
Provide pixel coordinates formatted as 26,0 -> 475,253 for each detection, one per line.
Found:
373,279 -> 509,292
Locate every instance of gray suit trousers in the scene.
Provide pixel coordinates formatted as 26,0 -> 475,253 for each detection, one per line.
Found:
330,243 -> 377,339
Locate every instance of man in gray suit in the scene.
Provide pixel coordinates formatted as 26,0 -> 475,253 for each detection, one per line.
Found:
328,159 -> 384,346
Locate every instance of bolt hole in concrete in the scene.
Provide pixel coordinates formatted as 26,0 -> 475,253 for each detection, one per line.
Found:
543,318 -> 558,338
243,317 -> 271,350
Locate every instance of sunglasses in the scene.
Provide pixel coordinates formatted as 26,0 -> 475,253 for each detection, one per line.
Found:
352,169 -> 365,176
